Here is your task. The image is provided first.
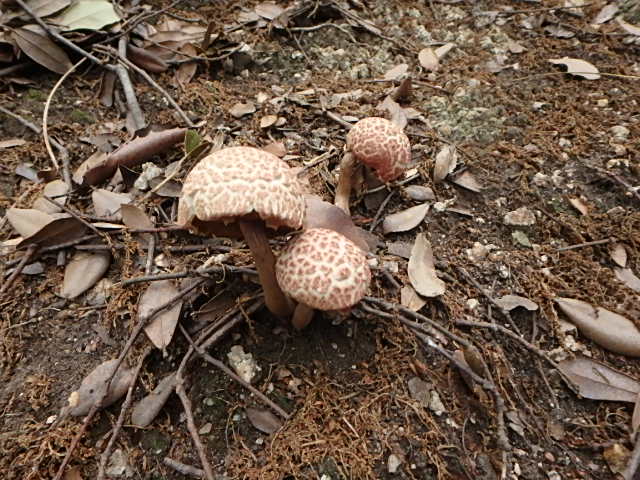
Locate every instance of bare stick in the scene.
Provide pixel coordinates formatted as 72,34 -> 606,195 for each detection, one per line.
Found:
556,238 -> 613,252
0,244 -> 38,295
179,325 -> 290,419
43,58 -> 86,187
368,190 -> 394,232
164,457 -> 204,478
116,37 -> 146,131
97,348 -> 151,480
122,264 -> 257,286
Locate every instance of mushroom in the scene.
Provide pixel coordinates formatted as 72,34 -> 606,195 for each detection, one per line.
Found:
178,146 -> 305,318
334,117 -> 411,215
275,228 -> 371,330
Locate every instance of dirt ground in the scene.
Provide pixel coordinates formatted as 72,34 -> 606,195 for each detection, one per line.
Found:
1,0 -> 640,479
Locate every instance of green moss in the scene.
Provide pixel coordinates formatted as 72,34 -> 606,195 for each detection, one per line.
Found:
70,109 -> 94,124
26,89 -> 46,101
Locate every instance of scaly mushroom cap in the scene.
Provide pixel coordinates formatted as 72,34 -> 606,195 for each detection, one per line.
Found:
346,117 -> 411,182
276,228 -> 371,311
178,147 -> 306,237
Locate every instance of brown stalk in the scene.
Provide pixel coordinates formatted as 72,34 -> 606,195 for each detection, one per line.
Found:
334,152 -> 357,215
291,303 -> 315,330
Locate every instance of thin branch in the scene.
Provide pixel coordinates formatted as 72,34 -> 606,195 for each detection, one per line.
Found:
369,190 -> 394,232
164,457 -> 204,478
121,265 -> 257,286
0,244 -> 38,295
116,36 -> 146,131
556,238 -> 613,252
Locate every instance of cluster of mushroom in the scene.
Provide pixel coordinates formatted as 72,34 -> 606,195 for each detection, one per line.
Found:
178,117 -> 409,330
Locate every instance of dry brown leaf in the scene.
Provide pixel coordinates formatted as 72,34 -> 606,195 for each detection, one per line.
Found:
61,251 -> 111,299
557,355 -> 640,402
120,204 -> 153,230
24,0 -> 72,18
254,2 -> 284,20
246,407 -> 282,434
593,4 -> 618,24
6,207 -> 54,237
610,243 -> 627,268
32,179 -> 69,214
260,114 -> 278,129
63,467 -> 83,480
377,96 -> 407,130
92,189 -> 132,221
435,42 -> 455,59
175,43 -> 198,90
506,40 -> 526,53
450,170 -> 483,192
618,17 -> 640,36
555,297 -> 640,357
18,215 -> 86,249
11,26 -> 72,74
400,284 -> 426,311
304,195 -> 368,251
568,197 -> 589,215
130,372 -> 176,427
418,48 -> 439,71
229,102 -> 256,118
262,141 -> 286,158
140,280 -> 182,350
127,44 -> 168,73
382,203 -> 430,234
67,359 -> 134,416
549,57 -> 600,80
603,444 -> 630,475
403,185 -> 435,202
495,295 -> 538,312
383,63 -> 408,81
408,233 -> 445,297
433,145 -> 457,183
614,268 -> 640,293
0,138 -> 27,148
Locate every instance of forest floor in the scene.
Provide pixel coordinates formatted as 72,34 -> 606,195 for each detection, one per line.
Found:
1,0 -> 640,479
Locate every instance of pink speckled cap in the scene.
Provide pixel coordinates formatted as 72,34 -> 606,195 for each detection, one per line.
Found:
346,117 -> 411,182
275,228 -> 371,311
178,147 -> 306,237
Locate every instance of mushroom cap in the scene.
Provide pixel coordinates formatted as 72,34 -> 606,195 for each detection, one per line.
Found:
346,117 -> 411,182
275,228 -> 371,311
178,147 -> 306,237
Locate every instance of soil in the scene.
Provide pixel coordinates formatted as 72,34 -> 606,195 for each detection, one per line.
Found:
1,1 -> 640,479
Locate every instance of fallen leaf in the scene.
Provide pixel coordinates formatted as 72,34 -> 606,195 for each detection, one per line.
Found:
632,393 -> 640,435
130,372 -> 177,427
544,24 -> 575,38
67,359 -> 135,416
61,251 -> 111,299
254,2 -> 284,20
549,57 -> 600,80
506,40 -> 526,53
304,194 -> 368,251
614,268 -> 640,293
592,4 -> 618,24
15,162 -> 39,181
0,138 -> 27,148
260,115 -> 278,129
435,43 -> 455,59
382,203 -> 430,234
377,95 -> 407,130
450,170 -> 483,192
92,189 -> 132,221
245,407 -> 282,434
603,444 -> 630,475
11,26 -> 72,74
383,63 -> 408,81
390,77 -> 412,101
6,207 -> 54,237
433,145 -> 457,183
229,102 -> 256,118
63,466 -> 83,480
557,355 -> 640,402
262,141 -> 286,158
512,230 -> 532,248
120,204 -> 153,230
387,241 -> 413,259
24,0 -> 72,18
408,233 -> 445,297
140,281 -> 182,350
568,197 -> 589,215
555,297 -> 640,357
400,284 -> 426,311
618,17 -> 640,36
495,295 -> 538,312
51,0 -> 120,31
33,179 -> 69,214
175,43 -> 198,90
127,45 -> 168,73
418,48 -> 439,71
610,243 -> 627,268
98,69 -> 116,107
403,185 -> 435,202
18,215 -> 86,249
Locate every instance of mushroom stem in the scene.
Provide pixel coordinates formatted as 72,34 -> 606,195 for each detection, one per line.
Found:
239,220 -> 293,318
334,152 -> 356,215
291,303 -> 315,330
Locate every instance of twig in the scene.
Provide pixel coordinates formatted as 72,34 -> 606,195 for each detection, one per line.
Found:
72,243 -> 232,254
556,238 -> 613,252
300,147 -> 338,173
116,36 -> 146,131
364,173 -> 420,195
4,234 -> 99,267
164,457 -> 204,478
0,244 -> 38,295
43,58 -> 86,187
368,191 -> 394,232
455,266 -> 522,336
42,196 -> 110,243
121,265 -> 257,286
0,105 -> 68,156
179,324 -> 290,419
593,167 -> 640,204
54,403 -> 100,480
497,2 -> 594,15
325,111 -> 353,129
97,347 -> 151,480
144,234 -> 155,275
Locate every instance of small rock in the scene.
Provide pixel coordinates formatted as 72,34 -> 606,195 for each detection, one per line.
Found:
134,163 -> 163,190
532,172 -> 549,186
610,125 -> 629,141
429,390 -> 446,415
105,449 -> 134,478
466,242 -> 489,262
466,298 -> 479,310
86,278 -> 113,306
388,454 -> 403,474
407,377 -> 431,407
504,207 -> 536,226
227,345 -> 261,384
597,98 -> 608,107
403,185 -> 435,202
198,422 -> 212,435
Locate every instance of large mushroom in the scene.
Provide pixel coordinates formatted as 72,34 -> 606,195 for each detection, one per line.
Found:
275,228 -> 371,330
178,146 -> 305,318
334,117 -> 411,215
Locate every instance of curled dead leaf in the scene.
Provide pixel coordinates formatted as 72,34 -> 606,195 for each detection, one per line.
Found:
68,359 -> 134,416
246,407 -> 282,434
408,233 -> 445,297
433,145 -> 457,183
140,280 -> 182,350
495,295 -> 538,312
61,251 -> 111,299
382,203 -> 430,234
304,194 -> 368,251
549,57 -> 600,80
418,48 -> 439,71
130,372 -> 177,427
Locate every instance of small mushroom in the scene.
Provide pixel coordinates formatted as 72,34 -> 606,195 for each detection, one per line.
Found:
275,228 -> 371,330
178,146 -> 306,318
334,117 -> 411,215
